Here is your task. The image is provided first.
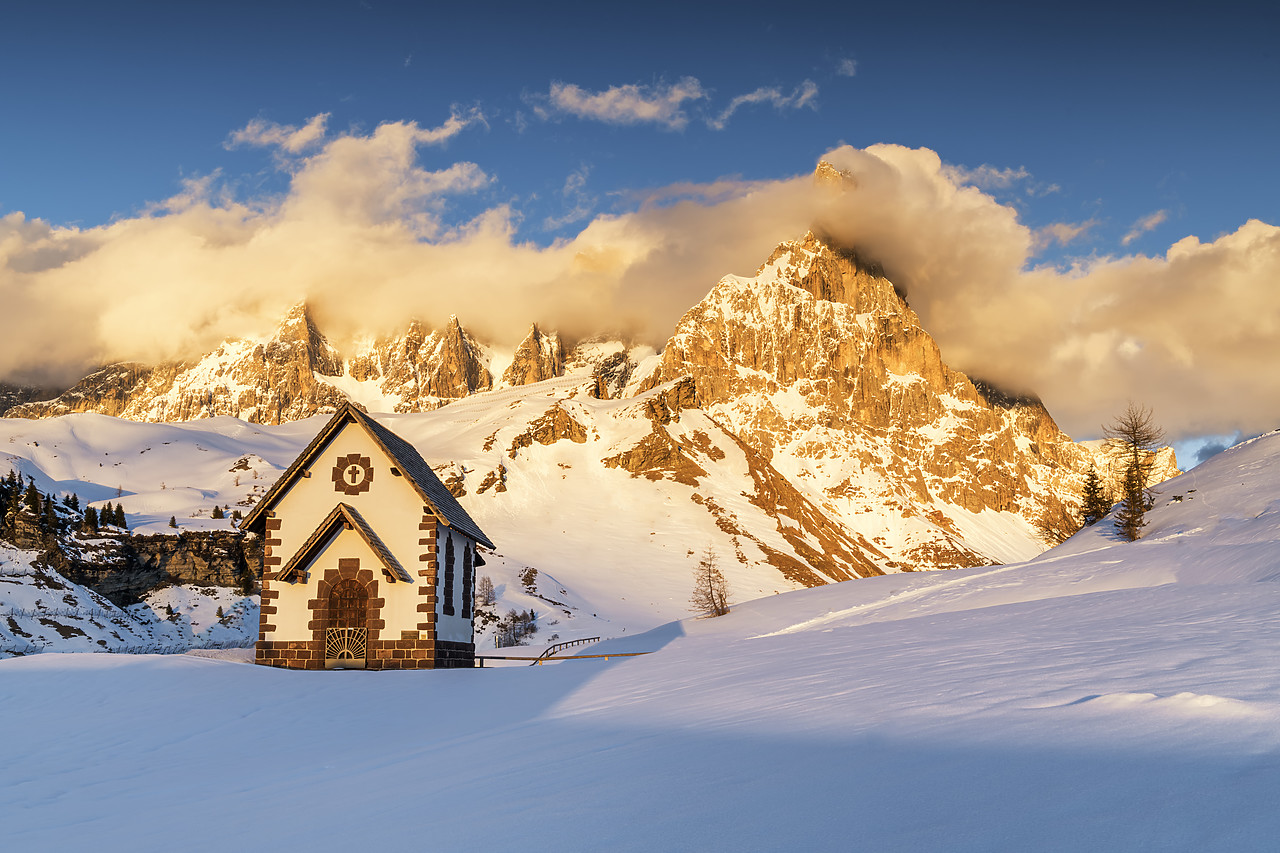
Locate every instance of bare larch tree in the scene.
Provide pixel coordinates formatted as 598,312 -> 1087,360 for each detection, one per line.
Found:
690,546 -> 730,617
1104,402 -> 1165,541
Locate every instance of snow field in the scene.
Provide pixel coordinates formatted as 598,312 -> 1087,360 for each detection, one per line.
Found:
3,430 -> 1280,850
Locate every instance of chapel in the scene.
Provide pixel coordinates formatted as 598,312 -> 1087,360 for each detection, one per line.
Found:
244,402 -> 494,670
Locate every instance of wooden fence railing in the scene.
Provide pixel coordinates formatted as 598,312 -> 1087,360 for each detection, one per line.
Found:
529,636 -> 601,665
474,637 -> 652,667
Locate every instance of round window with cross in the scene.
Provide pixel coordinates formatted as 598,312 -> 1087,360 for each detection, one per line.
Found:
332,453 -> 374,495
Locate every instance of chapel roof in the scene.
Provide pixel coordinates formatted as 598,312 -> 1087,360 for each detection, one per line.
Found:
242,402 -> 495,548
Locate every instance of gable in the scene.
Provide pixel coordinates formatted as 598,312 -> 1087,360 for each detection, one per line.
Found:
243,402 -> 494,548
277,503 -> 412,583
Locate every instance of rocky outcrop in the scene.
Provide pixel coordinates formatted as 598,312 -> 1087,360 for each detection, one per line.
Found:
565,337 -> 639,400
602,379 -> 707,487
5,363 -> 160,420
347,316 -> 493,410
0,381 -> 62,413
6,304 -> 350,425
508,404 -> 589,458
639,230 -> 1165,570
502,324 -> 565,387
50,531 -> 260,607
588,353 -> 634,399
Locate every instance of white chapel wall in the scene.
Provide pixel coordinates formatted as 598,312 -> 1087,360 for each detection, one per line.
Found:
265,425 -> 436,642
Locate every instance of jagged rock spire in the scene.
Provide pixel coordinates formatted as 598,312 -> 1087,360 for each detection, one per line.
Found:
502,323 -> 565,387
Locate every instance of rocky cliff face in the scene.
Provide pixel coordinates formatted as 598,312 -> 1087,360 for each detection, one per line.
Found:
5,363 -> 160,420
640,230 -> 1138,570
0,382 -> 60,413
5,308 -> 501,425
347,315 -> 494,410
42,531 -> 261,607
564,337 -> 642,400
7,305 -> 350,424
502,324 -> 565,387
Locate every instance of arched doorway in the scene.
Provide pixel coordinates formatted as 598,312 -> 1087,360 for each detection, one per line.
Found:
325,579 -> 368,669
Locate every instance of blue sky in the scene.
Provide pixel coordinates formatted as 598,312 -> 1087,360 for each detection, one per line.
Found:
4,0 -> 1275,250
1,0 -> 1278,449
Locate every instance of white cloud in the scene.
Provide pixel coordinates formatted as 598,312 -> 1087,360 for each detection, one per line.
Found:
943,163 -> 1031,190
836,58 -> 857,77
1033,219 -> 1098,250
3,132 -> 1278,442
1122,209 -> 1168,245
543,165 -> 596,230
707,81 -> 819,130
536,77 -> 818,131
541,78 -> 707,130
816,145 -> 1280,439
226,113 -> 330,153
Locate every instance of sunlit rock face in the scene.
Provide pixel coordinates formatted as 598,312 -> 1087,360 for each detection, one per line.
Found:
640,230 -> 1150,570
2,218 -> 1180,573
5,308 -> 499,425
7,304 -> 349,425
347,315 -> 494,410
501,323 -> 565,387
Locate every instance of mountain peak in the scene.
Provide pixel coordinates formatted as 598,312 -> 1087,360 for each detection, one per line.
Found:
641,230 -> 1111,570
264,302 -> 341,377
502,324 -> 565,387
757,232 -> 897,313
814,160 -> 855,190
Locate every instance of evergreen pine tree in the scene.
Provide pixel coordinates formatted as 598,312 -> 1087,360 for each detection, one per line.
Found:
238,565 -> 255,596
1080,465 -> 1110,526
169,516 -> 178,529
211,505 -> 225,519
24,483 -> 41,515
114,504 -> 127,529
84,506 -> 99,531
1114,460 -> 1147,541
101,502 -> 114,527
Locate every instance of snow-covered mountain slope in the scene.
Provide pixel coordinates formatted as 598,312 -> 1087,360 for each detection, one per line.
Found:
2,430 -> 1276,851
0,543 -> 257,655
0,372 -> 893,647
2,220 -> 1180,576
641,231 -> 1178,570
